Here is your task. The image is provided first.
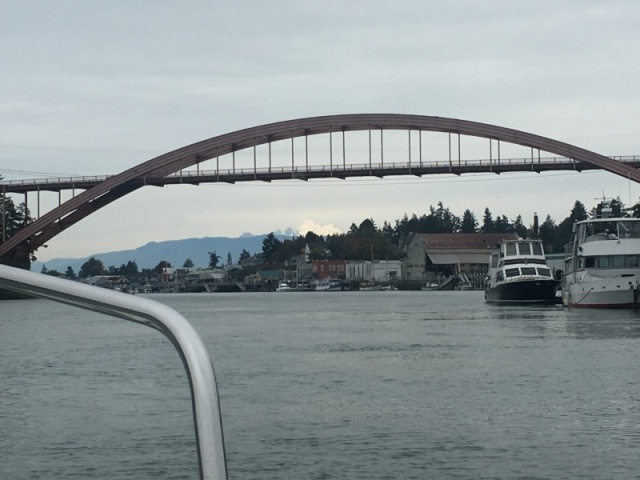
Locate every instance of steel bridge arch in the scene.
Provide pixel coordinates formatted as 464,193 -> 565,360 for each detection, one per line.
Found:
2,113 -> 639,260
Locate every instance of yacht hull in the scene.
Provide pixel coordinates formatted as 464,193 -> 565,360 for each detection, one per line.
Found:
563,278 -> 640,308
485,279 -> 559,305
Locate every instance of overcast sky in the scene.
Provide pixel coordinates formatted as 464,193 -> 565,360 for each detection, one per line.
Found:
2,1 -> 640,262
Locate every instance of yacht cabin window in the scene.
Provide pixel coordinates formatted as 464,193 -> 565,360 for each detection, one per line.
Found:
505,243 -> 517,256
584,255 -> 640,269
518,242 -> 531,256
520,267 -> 536,276
612,255 -> 625,268
505,268 -> 519,278
531,243 -> 543,256
618,221 -> 640,239
537,267 -> 552,277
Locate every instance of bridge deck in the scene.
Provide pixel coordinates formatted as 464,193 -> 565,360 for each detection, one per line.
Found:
3,155 -> 640,194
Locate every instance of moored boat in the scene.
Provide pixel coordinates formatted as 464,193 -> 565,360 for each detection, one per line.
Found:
276,282 -> 296,292
485,238 -> 559,305
422,281 -> 439,291
562,200 -> 640,308
312,279 -> 342,291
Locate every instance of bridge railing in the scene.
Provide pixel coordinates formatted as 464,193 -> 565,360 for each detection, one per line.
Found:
162,155 -> 639,178
2,155 -> 639,189
0,175 -> 112,187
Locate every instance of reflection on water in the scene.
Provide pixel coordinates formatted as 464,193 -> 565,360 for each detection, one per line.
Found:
491,303 -> 640,339
2,291 -> 640,479
564,309 -> 640,339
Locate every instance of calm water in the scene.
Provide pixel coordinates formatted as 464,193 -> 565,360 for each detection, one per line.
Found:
2,291 -> 640,479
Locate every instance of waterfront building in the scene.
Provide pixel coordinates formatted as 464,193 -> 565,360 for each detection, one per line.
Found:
312,260 -> 346,280
345,260 -> 401,284
402,233 -> 518,288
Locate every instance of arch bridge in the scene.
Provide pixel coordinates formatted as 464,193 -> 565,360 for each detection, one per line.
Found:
2,114 -> 640,260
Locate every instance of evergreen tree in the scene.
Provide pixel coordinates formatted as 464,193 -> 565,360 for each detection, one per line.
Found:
79,257 -> 105,278
65,266 -> 76,279
182,258 -> 194,268
493,215 -> 513,233
550,200 -> 588,253
460,209 -> 478,233
381,221 -> 396,243
304,231 -> 322,244
0,196 -> 36,269
355,218 -> 377,237
0,194 -> 34,269
538,215 -> 557,253
153,260 -> 171,275
208,251 -> 221,269
480,208 -> 494,233
270,239 -> 303,266
432,202 -> 460,233
239,249 -> 252,266
121,260 -> 139,279
262,233 -> 282,265
512,215 -> 528,238
0,196 -> 32,242
610,197 -> 626,217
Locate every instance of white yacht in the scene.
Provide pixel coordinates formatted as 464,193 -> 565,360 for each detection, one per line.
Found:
485,238 -> 559,305
562,200 -> 640,308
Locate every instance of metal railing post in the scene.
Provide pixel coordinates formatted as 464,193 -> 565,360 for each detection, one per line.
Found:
0,264 -> 227,480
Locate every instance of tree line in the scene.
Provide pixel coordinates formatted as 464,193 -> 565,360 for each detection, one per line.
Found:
259,198 -> 631,267
1,186 -> 636,277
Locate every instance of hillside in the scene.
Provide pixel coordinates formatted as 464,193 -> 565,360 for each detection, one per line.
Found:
33,233 -> 294,273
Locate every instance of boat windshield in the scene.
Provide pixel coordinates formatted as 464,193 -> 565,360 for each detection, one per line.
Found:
517,242 -> 531,256
531,242 -> 543,255
618,221 -> 640,239
587,221 -> 617,238
537,267 -> 552,277
505,268 -> 519,278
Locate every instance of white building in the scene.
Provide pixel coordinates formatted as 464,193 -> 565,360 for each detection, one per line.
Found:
346,260 -> 401,284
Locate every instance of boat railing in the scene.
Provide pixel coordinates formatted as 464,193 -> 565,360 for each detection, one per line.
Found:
0,264 -> 228,480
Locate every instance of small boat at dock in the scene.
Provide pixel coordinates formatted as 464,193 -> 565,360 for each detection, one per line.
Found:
422,281 -> 439,291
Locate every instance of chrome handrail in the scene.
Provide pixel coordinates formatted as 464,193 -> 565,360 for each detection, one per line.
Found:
0,264 -> 227,480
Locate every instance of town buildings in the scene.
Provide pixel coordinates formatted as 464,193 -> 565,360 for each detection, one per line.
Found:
80,232 -> 531,292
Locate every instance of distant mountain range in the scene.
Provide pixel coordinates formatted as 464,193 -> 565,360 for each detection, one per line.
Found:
33,230 -> 297,273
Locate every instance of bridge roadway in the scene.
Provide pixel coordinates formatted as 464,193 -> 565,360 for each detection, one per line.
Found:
3,155 -> 640,194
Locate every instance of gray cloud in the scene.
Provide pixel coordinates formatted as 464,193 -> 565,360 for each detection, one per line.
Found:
2,1 -> 639,259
